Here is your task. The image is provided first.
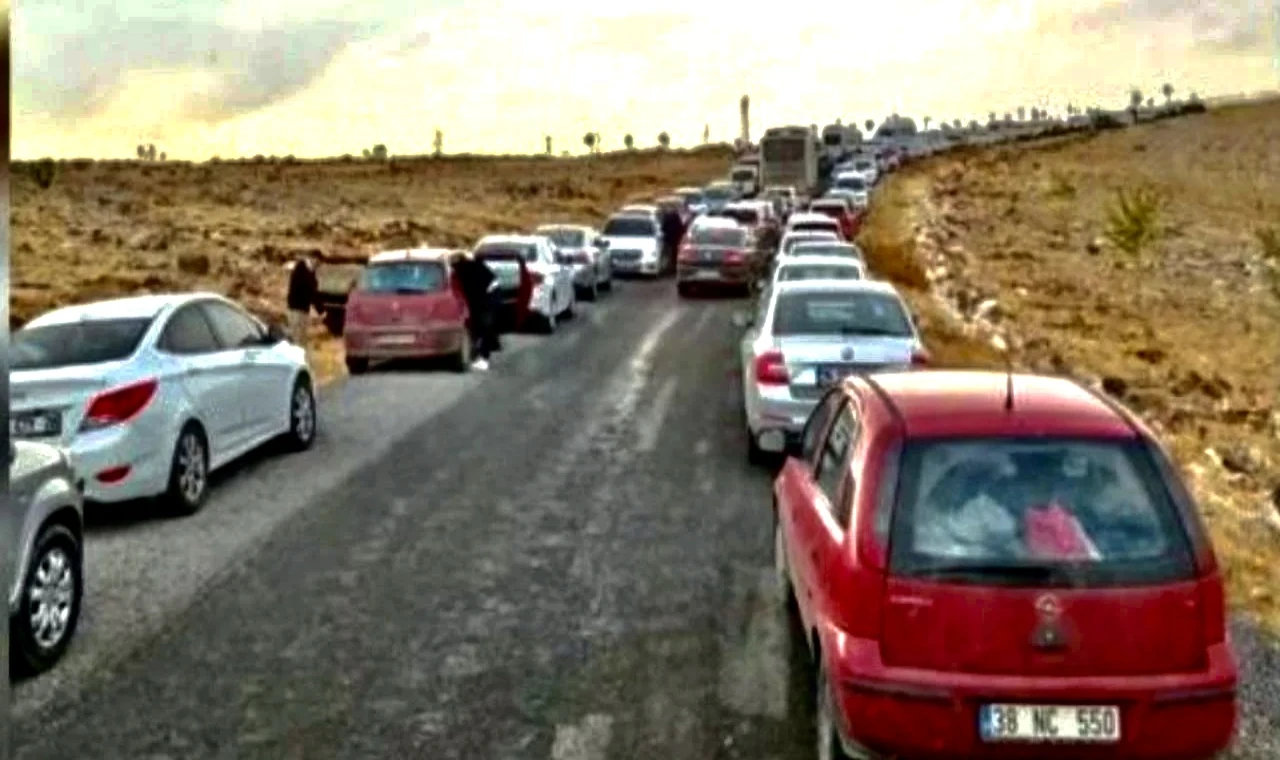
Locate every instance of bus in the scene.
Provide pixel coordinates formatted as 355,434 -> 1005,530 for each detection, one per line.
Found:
759,126 -> 819,198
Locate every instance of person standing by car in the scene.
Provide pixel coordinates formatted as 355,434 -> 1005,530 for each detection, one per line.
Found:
451,251 -> 498,371
286,254 -> 319,347
660,209 -> 684,274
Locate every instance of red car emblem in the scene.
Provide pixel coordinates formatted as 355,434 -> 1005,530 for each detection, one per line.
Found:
1035,594 -> 1062,620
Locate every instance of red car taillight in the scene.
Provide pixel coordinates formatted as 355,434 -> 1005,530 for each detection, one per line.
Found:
754,350 -> 789,385
81,378 -> 158,431
723,249 -> 746,265
678,243 -> 696,262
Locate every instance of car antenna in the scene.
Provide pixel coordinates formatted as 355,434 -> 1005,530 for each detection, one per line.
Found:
991,333 -> 1014,411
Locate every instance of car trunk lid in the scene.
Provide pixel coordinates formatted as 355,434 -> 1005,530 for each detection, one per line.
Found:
11,365 -> 121,445
776,335 -> 913,400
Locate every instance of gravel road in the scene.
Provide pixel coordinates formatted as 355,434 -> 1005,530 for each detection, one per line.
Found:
12,281 -> 1280,759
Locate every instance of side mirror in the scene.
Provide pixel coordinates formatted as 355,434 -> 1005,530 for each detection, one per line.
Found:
266,322 -> 288,344
595,238 -> 609,249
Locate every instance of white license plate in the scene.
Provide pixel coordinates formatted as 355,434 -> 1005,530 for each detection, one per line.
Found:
376,334 -> 417,346
687,269 -> 721,280
980,704 -> 1120,743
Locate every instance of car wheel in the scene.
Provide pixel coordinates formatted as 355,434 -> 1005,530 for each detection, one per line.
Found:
600,272 -> 613,292
817,663 -> 862,760
11,522 -> 83,678
562,289 -> 576,319
345,357 -> 369,375
747,426 -> 768,466
452,332 -> 472,373
283,375 -> 317,451
582,280 -> 598,302
165,424 -> 209,516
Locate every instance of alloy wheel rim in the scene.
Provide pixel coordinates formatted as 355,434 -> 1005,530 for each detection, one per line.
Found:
29,547 -> 74,649
177,433 -> 206,503
293,386 -> 315,442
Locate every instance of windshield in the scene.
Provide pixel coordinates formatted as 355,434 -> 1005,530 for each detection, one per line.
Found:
762,139 -> 805,161
358,262 -> 446,294
722,208 -> 760,225
792,221 -> 838,235
689,226 -> 747,246
810,203 -> 844,216
12,317 -> 154,370
704,186 -> 734,201
731,169 -> 755,181
783,233 -> 838,254
778,264 -> 862,282
476,243 -> 538,262
887,438 -> 1196,586
835,176 -> 866,191
602,217 -> 657,237
822,133 -> 843,145
771,290 -> 912,337
538,228 -> 586,248
854,160 -> 874,170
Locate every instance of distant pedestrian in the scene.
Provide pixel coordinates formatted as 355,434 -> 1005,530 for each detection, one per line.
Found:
660,210 -> 684,273
450,251 -> 498,371
286,254 -> 319,346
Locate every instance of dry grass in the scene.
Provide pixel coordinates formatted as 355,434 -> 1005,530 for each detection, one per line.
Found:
11,147 -> 734,382
858,101 -> 1280,632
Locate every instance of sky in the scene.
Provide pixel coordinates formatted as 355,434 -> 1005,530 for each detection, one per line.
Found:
12,0 -> 1280,159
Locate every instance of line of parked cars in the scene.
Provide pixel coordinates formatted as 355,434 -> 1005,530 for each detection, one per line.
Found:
709,152 -> 1240,759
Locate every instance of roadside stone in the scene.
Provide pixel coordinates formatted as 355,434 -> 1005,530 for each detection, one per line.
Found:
1100,375 -> 1128,398
176,252 -> 211,276
1219,444 -> 1262,475
1086,238 -> 1103,254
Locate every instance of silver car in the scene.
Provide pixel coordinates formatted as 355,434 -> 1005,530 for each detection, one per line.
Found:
9,439 -> 85,677
737,279 -> 928,463
536,224 -> 613,301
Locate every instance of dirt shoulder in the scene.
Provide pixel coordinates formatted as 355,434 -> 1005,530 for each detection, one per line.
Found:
11,148 -> 734,384
860,100 -> 1280,633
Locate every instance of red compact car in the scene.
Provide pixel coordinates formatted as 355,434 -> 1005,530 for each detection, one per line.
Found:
342,248 -> 471,374
809,198 -> 858,241
773,370 -> 1237,760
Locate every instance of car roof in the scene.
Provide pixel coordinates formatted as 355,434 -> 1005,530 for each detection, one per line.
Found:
674,186 -> 701,193
723,200 -> 763,211
788,212 -> 838,224
860,370 -> 1138,439
620,203 -> 658,211
536,223 -> 590,231
25,292 -> 217,326
778,254 -> 865,269
368,247 -> 457,264
774,278 -> 898,296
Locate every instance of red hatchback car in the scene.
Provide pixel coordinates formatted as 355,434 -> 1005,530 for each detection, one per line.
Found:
342,248 -> 471,374
774,370 -> 1237,760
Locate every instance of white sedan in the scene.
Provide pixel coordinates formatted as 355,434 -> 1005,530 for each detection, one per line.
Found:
475,234 -> 577,331
10,293 -> 318,514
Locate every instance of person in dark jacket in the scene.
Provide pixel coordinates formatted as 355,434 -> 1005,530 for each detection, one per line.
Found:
286,255 -> 319,347
450,252 -> 498,370
660,210 -> 684,274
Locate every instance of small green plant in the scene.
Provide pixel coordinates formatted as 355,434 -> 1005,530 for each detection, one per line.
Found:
1103,185 -> 1163,256
30,158 -> 57,189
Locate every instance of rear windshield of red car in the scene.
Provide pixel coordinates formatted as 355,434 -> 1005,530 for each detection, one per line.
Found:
475,244 -> 538,262
356,262 -> 446,294
885,437 -> 1197,587
689,226 -> 748,246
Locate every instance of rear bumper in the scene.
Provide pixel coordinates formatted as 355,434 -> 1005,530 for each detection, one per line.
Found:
828,632 -> 1238,760
69,420 -> 173,503
677,267 -> 751,286
344,326 -> 468,359
747,384 -> 819,441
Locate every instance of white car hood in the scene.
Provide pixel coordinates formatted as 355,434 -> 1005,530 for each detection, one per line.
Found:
602,236 -> 658,253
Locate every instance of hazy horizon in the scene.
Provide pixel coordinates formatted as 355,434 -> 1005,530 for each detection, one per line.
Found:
13,0 -> 1280,160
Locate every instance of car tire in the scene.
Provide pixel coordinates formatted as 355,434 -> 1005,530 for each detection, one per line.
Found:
345,357 -> 369,375
747,427 -> 768,466
600,273 -> 613,292
165,423 -> 210,516
816,663 -> 860,760
677,282 -> 694,298
452,333 -> 472,373
582,281 -> 598,302
540,309 -> 557,334
283,375 -> 317,451
11,522 -> 83,678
